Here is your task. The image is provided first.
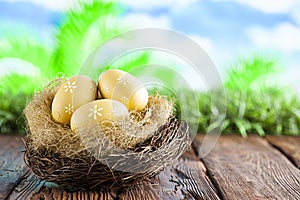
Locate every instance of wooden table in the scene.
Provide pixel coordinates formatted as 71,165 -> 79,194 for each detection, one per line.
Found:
1,134 -> 299,200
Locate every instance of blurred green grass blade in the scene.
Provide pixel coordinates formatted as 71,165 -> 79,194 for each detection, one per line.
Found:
109,52 -> 150,72
53,0 -> 125,76
0,73 -> 38,96
222,119 -> 230,131
252,123 -> 265,136
225,54 -> 278,91
0,35 -> 51,75
233,118 -> 249,137
0,74 -> 37,134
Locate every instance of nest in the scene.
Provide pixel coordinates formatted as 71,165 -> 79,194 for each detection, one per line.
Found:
24,79 -> 190,190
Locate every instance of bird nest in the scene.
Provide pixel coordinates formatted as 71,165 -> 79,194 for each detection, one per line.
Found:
24,79 -> 190,190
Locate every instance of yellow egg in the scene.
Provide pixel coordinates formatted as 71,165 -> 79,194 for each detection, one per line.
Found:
52,75 -> 97,124
98,69 -> 148,111
70,99 -> 128,131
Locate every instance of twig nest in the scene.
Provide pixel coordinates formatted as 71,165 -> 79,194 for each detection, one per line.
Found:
24,78 -> 190,190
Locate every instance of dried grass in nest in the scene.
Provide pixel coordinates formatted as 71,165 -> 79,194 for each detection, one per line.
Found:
24,79 -> 190,190
79,93 -> 175,155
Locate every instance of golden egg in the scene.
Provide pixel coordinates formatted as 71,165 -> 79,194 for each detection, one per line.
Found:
70,99 -> 128,131
98,69 -> 148,111
51,75 -> 97,124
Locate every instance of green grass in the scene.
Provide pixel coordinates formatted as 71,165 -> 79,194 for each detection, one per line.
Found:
0,74 -> 38,134
0,36 -> 51,72
197,55 -> 300,136
52,0 -> 125,76
224,55 -> 278,91
0,34 -> 50,134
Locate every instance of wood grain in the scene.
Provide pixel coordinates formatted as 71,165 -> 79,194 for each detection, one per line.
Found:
118,148 -> 221,200
8,170 -> 116,200
118,179 -> 161,200
170,149 -> 220,200
7,171 -> 46,200
0,135 -> 27,200
266,135 -> 300,168
193,135 -> 300,200
5,134 -> 299,199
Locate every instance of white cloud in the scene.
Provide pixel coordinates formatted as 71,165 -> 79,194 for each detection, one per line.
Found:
6,0 -> 199,11
247,23 -> 300,52
291,7 -> 300,25
188,34 -> 213,54
120,0 -> 199,10
232,0 -> 300,14
279,66 -> 300,97
124,13 -> 171,28
5,0 -> 84,10
8,0 -> 300,15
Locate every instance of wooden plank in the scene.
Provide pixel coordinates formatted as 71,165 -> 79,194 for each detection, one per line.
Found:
7,171 -> 46,200
118,148 -> 221,200
0,135 -> 28,200
266,135 -> 300,168
118,178 -> 161,200
2,135 -> 115,200
193,135 -> 300,200
6,137 -> 220,199
166,149 -> 220,200
8,170 -> 116,200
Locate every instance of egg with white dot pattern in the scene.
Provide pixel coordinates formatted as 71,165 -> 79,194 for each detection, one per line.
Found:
51,75 -> 98,124
70,99 -> 128,131
98,69 -> 148,111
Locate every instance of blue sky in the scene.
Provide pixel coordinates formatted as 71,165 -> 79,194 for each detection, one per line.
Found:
0,0 -> 299,93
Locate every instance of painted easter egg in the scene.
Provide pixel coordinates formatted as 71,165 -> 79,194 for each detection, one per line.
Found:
70,99 -> 128,131
98,69 -> 148,111
51,75 -> 97,124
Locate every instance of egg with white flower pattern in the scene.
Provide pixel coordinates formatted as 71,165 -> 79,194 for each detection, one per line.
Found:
98,69 -> 148,111
70,99 -> 128,131
51,75 -> 97,124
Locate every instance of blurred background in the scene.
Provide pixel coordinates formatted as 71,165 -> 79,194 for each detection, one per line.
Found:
1,0 -> 300,88
0,0 -> 299,135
